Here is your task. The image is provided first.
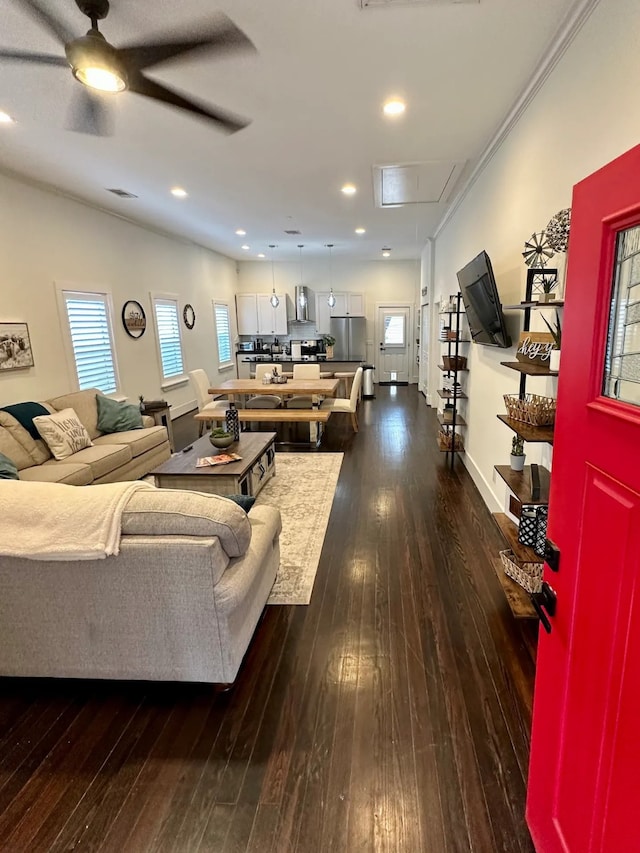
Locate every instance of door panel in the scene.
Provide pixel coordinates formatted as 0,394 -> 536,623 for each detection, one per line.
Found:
376,306 -> 410,382
527,142 -> 640,852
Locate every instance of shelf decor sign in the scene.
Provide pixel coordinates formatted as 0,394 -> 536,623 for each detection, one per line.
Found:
516,332 -> 554,366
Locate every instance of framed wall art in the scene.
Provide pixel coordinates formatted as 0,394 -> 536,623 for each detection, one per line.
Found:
183,303 -> 196,330
0,323 -> 35,371
122,300 -> 147,339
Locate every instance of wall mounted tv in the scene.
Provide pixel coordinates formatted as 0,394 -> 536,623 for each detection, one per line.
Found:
456,251 -> 512,348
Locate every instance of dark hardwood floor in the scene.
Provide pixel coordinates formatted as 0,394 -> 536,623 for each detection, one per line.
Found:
0,387 -> 537,852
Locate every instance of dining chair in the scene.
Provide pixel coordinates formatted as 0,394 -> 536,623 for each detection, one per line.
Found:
246,363 -> 283,409
319,366 -> 363,432
286,363 -> 320,408
188,369 -> 231,436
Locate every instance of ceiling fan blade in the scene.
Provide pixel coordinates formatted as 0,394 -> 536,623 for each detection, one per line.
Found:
0,49 -> 67,66
66,88 -> 114,136
117,15 -> 255,71
128,73 -> 250,133
14,0 -> 75,47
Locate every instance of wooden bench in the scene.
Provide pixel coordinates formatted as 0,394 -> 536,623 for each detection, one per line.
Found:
194,408 -> 331,446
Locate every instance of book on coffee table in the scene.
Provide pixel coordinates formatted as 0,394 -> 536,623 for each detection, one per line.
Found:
196,453 -> 242,468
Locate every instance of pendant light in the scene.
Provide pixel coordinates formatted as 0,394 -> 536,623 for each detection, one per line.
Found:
269,244 -> 279,308
326,243 -> 336,308
297,245 -> 307,309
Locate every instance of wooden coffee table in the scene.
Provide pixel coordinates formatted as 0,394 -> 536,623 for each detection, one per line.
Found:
150,432 -> 276,497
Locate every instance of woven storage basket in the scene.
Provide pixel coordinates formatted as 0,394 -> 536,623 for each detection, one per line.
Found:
438,429 -> 464,452
503,393 -> 556,426
499,549 -> 543,594
443,355 -> 467,370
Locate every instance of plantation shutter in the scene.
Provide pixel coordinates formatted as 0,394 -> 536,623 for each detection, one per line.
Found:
154,298 -> 184,379
64,292 -> 118,394
384,314 -> 406,347
214,302 -> 232,365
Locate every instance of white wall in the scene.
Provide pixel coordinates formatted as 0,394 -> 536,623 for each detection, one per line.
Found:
431,0 -> 640,510
238,258 -> 420,377
0,172 -> 239,415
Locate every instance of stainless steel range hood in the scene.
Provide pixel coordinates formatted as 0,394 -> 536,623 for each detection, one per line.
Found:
295,285 -> 310,322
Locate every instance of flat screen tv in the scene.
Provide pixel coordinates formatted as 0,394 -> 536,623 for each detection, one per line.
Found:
456,251 -> 511,348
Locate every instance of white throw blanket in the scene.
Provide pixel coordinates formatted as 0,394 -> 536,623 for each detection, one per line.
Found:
0,480 -> 154,560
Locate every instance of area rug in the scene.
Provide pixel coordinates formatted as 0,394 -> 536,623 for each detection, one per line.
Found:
255,452 -> 343,605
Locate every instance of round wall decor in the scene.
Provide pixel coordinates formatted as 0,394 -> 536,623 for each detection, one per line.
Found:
183,303 -> 196,330
122,300 -> 146,339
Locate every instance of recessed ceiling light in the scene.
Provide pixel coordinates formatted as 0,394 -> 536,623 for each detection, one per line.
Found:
383,99 -> 406,117
341,184 -> 357,196
355,227 -> 366,235
235,229 -> 246,236
0,111 -> 15,124
241,244 -> 250,251
170,187 -> 187,198
257,253 -> 266,259
382,248 -> 391,257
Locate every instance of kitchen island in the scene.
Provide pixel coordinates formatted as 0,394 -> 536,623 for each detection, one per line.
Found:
237,354 -> 364,379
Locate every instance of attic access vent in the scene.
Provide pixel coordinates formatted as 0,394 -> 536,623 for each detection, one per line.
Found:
106,188 -> 138,199
360,0 -> 478,7
373,160 -> 466,207
284,229 -> 302,235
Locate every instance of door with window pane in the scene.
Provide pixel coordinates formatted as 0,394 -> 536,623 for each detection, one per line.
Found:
376,305 -> 411,383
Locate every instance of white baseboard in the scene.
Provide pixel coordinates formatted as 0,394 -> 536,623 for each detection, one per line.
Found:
461,450 -> 502,514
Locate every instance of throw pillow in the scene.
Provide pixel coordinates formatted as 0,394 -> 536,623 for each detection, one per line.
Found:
0,452 -> 19,480
96,394 -> 143,434
225,494 -> 256,513
33,408 -> 93,460
0,402 -> 50,440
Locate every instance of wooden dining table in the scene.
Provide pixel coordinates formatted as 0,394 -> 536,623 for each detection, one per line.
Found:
207,377 -> 340,401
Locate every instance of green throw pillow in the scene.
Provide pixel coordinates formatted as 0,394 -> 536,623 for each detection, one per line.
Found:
225,494 -> 256,513
96,394 -> 143,434
0,452 -> 19,479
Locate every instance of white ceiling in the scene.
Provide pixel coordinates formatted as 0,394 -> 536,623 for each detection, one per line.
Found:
0,0 -> 577,261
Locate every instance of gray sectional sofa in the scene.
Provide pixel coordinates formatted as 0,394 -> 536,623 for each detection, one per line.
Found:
0,388 -> 170,483
0,487 -> 282,684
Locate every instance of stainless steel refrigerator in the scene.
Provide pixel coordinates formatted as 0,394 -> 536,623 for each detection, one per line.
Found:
329,317 -> 366,361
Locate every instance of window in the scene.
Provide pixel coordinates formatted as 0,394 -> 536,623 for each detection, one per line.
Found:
62,291 -> 118,394
214,302 -> 232,366
384,313 -> 406,347
152,296 -> 185,382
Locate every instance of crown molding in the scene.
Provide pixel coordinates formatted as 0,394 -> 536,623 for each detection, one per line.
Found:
434,0 -> 601,239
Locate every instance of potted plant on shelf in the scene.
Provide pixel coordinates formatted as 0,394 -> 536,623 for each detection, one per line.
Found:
510,435 -> 526,472
322,334 -> 336,359
541,310 -> 562,371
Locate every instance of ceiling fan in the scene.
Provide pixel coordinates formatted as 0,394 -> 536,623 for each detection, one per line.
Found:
0,0 -> 255,135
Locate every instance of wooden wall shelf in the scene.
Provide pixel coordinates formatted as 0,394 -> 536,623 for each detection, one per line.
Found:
438,389 -> 468,400
494,465 -> 550,505
497,414 -> 554,444
438,364 -> 469,372
491,557 -> 537,619
438,413 -> 467,426
500,361 -> 558,377
493,513 -> 543,564
502,301 -> 565,310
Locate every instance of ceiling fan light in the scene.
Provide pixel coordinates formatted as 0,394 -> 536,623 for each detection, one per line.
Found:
67,31 -> 127,93
74,65 -> 126,92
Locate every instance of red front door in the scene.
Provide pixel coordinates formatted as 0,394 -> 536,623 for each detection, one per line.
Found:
527,144 -> 640,852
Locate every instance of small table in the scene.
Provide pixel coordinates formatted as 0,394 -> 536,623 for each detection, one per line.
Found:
143,405 -> 175,453
150,432 -> 276,497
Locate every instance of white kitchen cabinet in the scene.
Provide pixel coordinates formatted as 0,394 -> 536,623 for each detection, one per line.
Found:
236,293 -> 287,335
236,293 -> 259,335
315,292 -> 333,334
315,291 -> 366,326
257,294 -> 288,335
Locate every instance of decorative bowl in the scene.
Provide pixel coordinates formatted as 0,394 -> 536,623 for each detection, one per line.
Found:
209,433 -> 234,449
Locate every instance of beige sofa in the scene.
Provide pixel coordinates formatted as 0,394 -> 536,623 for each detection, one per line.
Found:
0,388 -> 170,484
0,486 -> 281,684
